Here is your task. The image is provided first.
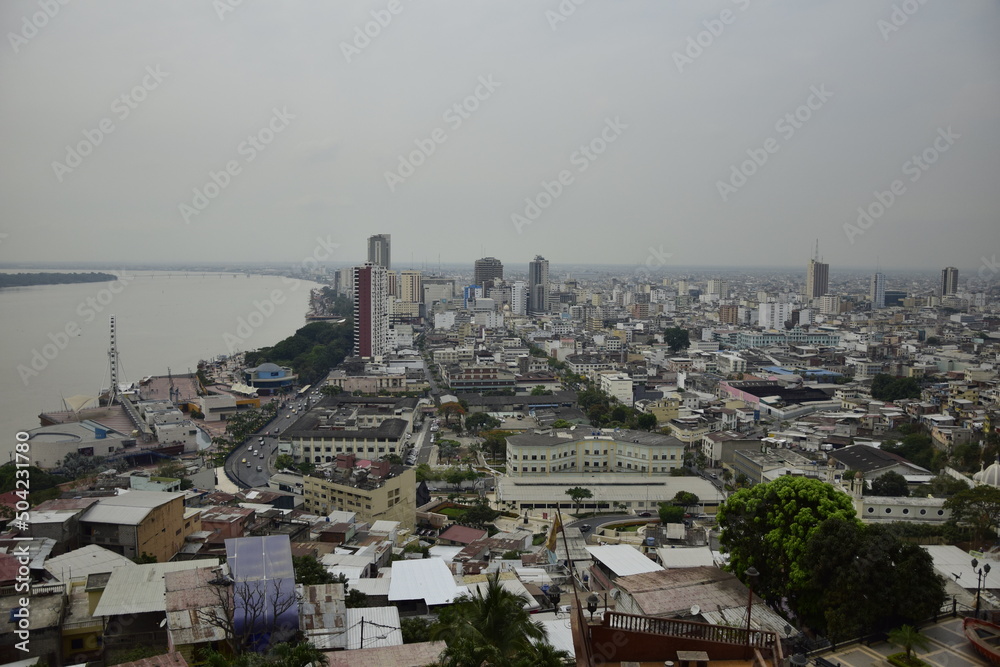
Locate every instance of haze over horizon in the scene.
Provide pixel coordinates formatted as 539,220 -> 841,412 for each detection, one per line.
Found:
2,1 -> 998,271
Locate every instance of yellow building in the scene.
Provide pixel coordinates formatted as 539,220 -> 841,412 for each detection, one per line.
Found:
78,491 -> 200,563
303,465 -> 415,530
505,429 -> 684,477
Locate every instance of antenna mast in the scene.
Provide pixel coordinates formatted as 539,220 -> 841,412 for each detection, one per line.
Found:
107,315 -> 119,406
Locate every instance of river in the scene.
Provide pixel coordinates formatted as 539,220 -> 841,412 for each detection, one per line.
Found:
0,270 -> 323,462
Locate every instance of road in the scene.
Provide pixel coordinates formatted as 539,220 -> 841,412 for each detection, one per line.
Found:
223,389 -> 322,489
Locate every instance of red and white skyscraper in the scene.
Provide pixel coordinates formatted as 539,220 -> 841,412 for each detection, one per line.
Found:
353,262 -> 388,358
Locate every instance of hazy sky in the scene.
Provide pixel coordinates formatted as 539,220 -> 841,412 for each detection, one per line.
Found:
2,0 -> 998,272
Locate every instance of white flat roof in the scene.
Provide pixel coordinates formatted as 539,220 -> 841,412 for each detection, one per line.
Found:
388,558 -> 465,606
44,544 -> 136,583
587,544 -> 663,577
656,546 -> 715,568
346,607 -> 403,650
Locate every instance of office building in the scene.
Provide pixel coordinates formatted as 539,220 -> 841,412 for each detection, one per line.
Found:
718,304 -> 739,325
399,270 -> 422,304
353,263 -> 389,358
510,281 -> 527,316
474,257 -> 504,289
528,255 -> 550,315
806,259 -> 829,301
870,272 -> 886,309
367,234 -> 391,269
941,267 -> 959,296
706,279 -> 729,297
759,302 -> 793,330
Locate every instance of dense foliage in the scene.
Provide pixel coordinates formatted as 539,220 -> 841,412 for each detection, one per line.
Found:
870,374 -> 922,401
867,471 -> 910,497
0,271 -> 118,287
797,518 -> 945,639
245,321 -> 353,386
717,476 -> 857,605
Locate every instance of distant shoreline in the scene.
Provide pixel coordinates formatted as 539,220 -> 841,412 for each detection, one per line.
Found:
0,271 -> 119,288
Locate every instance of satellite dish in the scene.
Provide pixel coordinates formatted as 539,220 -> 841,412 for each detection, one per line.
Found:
690,605 -> 701,616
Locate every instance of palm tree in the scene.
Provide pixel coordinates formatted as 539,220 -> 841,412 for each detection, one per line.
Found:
888,624 -> 931,663
431,572 -> 549,667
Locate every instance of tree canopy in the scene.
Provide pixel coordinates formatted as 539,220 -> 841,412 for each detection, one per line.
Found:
868,471 -> 910,497
565,486 -> 592,512
870,374 -> 922,402
663,327 -> 690,354
716,476 -> 857,605
465,412 -> 501,434
796,518 -> 945,640
944,484 -> 1000,546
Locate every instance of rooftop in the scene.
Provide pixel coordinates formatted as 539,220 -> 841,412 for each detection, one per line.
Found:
93,559 -> 221,617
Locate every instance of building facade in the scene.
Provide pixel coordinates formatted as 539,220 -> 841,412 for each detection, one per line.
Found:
505,429 -> 685,476
303,466 -> 415,530
354,262 -> 389,358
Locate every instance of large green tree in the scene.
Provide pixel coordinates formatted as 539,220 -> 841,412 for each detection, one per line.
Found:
663,327 -> 690,354
565,487 -> 592,514
465,412 -> 501,434
870,374 -> 922,402
797,518 -> 945,640
868,471 -> 910,497
430,572 -> 564,667
292,555 -> 333,586
944,484 -> 1000,546
716,476 -> 857,605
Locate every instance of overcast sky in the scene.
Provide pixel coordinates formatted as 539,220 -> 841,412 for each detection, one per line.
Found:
1,0 -> 997,272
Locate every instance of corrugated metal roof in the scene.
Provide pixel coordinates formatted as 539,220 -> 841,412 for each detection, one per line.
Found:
388,558 -> 464,606
45,544 -> 135,583
346,607 -> 403,650
462,577 -> 540,611
299,583 -> 348,650
94,560 -> 220,617
164,567 -> 229,645
587,545 -> 663,577
322,640 -> 446,667
656,546 -> 714,568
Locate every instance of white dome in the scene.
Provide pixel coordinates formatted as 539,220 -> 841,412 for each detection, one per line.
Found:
975,461 -> 1000,487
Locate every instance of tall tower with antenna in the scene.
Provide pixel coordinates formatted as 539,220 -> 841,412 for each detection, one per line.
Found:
107,315 -> 120,406
805,239 -> 829,302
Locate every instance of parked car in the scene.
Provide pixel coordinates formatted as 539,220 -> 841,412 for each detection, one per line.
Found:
639,512 -> 651,517
256,465 -> 262,471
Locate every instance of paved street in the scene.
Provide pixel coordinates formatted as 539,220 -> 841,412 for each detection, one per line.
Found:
819,617 -> 986,667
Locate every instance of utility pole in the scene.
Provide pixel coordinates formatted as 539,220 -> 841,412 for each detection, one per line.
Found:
359,616 -> 364,650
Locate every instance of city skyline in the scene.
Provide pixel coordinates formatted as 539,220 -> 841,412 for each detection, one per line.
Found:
1,2 -> 997,271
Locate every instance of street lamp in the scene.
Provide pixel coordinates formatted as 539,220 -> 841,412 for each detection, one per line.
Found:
587,593 -> 600,621
547,584 -> 562,612
972,558 -> 991,617
745,566 -> 760,653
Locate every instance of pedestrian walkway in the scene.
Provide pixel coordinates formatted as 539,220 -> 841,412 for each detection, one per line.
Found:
820,617 -> 986,667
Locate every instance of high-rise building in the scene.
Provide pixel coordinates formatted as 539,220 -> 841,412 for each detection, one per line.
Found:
806,259 -> 829,301
870,272 -> 886,309
528,255 -> 550,315
759,302 -> 793,330
511,281 -> 527,315
819,294 -> 841,315
367,234 -> 391,269
399,270 -> 422,303
474,257 -> 504,289
353,263 -> 388,358
940,267 -> 959,296
718,304 -> 739,325
707,279 -> 729,297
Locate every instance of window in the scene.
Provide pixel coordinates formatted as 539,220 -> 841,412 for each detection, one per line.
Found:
902,508 -> 909,514
885,508 -> 892,514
